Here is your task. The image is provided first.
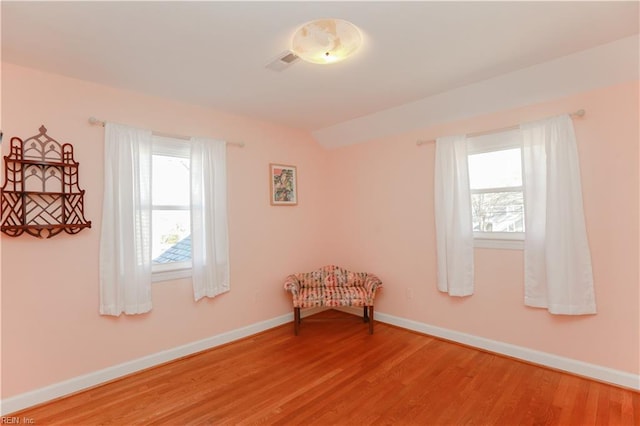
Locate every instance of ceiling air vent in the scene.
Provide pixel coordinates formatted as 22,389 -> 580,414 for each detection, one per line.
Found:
265,50 -> 299,72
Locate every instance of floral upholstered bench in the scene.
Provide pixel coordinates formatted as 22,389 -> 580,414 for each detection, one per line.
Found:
283,265 -> 383,335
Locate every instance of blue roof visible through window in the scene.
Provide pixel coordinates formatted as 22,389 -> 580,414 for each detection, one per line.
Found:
153,235 -> 191,264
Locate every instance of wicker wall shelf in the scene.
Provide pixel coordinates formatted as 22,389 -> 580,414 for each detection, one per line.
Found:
1,125 -> 91,238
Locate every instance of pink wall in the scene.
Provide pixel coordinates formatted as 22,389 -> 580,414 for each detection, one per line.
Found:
326,80 -> 639,374
1,62 -> 638,401
1,63 -> 333,398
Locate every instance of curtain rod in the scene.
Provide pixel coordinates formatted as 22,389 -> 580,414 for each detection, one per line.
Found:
88,117 -> 245,148
416,109 -> 586,146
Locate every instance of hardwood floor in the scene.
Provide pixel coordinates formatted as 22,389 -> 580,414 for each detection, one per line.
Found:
11,310 -> 639,425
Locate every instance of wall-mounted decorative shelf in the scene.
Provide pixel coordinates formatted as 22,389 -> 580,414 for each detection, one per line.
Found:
1,125 -> 91,238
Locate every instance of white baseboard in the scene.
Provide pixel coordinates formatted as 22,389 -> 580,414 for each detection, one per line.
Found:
1,308 -> 328,415
337,307 -> 639,391
1,310 -> 305,415
3,306 -> 637,414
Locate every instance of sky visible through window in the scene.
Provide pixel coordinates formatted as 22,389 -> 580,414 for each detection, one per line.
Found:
468,148 -> 522,189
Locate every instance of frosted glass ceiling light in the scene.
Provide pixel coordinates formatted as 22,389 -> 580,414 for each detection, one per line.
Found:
291,19 -> 362,64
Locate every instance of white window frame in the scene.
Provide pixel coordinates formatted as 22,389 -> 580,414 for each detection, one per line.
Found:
151,136 -> 193,282
467,129 -> 524,250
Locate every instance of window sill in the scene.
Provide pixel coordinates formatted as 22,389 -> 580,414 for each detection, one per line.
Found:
474,238 -> 524,250
151,267 -> 191,283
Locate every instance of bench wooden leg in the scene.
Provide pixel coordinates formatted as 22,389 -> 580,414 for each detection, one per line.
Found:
368,305 -> 374,334
294,307 -> 300,335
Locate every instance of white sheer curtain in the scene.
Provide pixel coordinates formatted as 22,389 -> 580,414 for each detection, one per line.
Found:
434,135 -> 474,296
190,137 -> 230,301
521,114 -> 596,315
100,123 -> 153,315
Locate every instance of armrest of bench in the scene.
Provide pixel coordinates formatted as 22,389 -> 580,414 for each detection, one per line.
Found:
284,274 -> 301,297
364,274 -> 383,296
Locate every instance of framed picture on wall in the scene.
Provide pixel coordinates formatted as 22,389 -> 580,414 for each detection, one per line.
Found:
270,163 -> 297,206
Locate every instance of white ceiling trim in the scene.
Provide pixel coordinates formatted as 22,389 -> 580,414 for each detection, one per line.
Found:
313,35 -> 640,149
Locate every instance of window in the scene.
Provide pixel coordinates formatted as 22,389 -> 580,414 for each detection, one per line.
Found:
467,129 -> 524,249
151,136 -> 192,281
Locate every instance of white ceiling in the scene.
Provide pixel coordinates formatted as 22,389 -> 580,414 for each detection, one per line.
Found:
2,1 -> 639,140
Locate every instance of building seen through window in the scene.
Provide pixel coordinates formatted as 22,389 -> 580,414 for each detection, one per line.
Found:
467,129 -> 524,242
151,137 -> 192,272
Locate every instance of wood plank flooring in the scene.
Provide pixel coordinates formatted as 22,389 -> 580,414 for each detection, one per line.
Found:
10,310 -> 640,425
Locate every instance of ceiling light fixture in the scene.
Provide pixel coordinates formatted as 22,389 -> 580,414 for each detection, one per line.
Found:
291,18 -> 362,65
